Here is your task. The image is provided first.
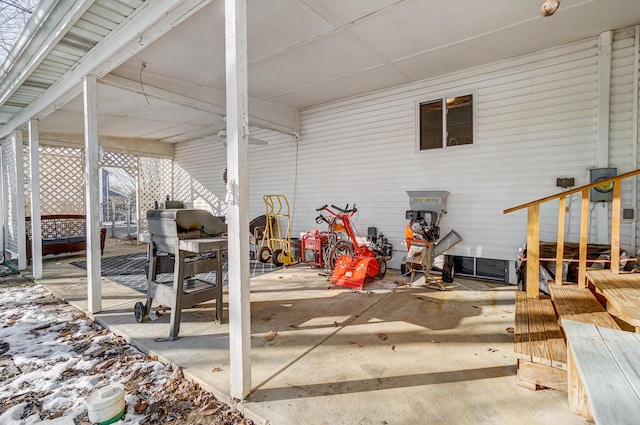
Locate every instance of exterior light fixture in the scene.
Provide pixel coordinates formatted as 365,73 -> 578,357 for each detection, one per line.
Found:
540,0 -> 559,16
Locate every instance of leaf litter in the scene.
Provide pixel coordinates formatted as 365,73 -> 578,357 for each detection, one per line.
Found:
0,275 -> 252,425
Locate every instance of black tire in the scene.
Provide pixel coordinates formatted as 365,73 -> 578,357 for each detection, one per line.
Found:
377,258 -> 387,278
273,249 -> 285,267
327,241 -> 354,272
134,301 -> 147,323
400,257 -> 408,276
442,256 -> 455,283
258,246 -> 272,263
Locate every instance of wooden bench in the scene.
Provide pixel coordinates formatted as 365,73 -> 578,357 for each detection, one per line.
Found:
564,320 -> 640,423
26,215 -> 106,263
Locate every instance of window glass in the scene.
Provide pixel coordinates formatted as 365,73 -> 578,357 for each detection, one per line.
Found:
446,95 -> 473,147
418,93 -> 474,150
419,100 -> 443,150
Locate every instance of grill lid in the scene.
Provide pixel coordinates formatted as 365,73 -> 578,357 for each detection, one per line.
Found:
147,209 -> 227,237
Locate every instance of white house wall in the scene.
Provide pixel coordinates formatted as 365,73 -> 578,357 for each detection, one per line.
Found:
174,28 -> 640,278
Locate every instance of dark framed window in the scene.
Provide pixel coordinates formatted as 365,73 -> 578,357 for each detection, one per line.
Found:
417,92 -> 476,150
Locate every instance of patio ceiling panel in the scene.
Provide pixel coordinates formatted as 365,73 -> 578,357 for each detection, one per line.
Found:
237,32 -> 387,100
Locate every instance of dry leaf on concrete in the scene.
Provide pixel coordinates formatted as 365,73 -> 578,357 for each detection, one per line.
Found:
350,341 -> 363,348
377,333 -> 388,341
265,331 -> 278,342
505,327 -> 514,334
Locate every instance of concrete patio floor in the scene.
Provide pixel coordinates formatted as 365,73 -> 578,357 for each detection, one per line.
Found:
28,239 -> 586,425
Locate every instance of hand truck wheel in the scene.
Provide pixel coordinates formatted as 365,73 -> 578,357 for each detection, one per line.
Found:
134,301 -> 148,323
258,246 -> 272,263
272,249 -> 285,267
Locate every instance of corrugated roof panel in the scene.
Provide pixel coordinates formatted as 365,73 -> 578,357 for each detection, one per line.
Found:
73,19 -> 112,37
58,33 -> 99,52
47,47 -> 83,63
66,26 -> 108,44
43,55 -> 78,68
52,44 -> 89,60
81,11 -> 121,32
90,3 -> 131,23
29,72 -> 62,84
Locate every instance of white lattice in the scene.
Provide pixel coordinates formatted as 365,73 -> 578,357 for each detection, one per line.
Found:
37,146 -> 85,215
22,145 -> 30,217
3,137 -> 20,256
100,151 -> 137,171
139,157 -> 173,231
17,143 -> 172,237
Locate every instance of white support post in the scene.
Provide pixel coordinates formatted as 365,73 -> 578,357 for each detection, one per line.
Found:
596,30 -> 612,244
83,75 -> 102,313
135,157 -> 141,243
0,142 -> 4,260
28,119 -> 42,279
14,130 -> 26,271
225,0 -> 251,400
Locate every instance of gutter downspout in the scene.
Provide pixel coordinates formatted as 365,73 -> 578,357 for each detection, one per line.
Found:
595,30 -> 612,244
633,26 -> 640,254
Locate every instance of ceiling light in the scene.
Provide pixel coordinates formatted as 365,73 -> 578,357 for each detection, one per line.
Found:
540,0 -> 559,17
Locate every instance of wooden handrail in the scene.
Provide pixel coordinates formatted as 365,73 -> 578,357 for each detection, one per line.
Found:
504,168 -> 640,298
504,169 -> 640,214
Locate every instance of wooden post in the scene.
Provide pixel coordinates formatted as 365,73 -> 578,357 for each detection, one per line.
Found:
556,196 -> 566,284
83,75 -> 102,314
28,119 -> 42,279
578,189 -> 589,288
526,204 -> 540,298
225,0 -> 252,400
610,181 -> 621,274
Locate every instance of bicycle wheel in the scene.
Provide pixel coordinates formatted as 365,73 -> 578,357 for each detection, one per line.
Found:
327,241 -> 354,272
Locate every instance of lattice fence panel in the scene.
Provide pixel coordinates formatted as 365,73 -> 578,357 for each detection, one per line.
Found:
100,151 -> 137,172
22,145 -> 30,217
3,137 -> 20,256
38,145 -> 85,215
139,157 -> 172,231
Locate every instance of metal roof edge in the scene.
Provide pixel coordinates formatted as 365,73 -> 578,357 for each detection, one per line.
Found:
0,0 -> 95,108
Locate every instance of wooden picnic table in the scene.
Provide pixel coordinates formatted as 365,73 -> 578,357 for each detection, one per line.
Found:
563,320 -> 640,423
586,269 -> 640,332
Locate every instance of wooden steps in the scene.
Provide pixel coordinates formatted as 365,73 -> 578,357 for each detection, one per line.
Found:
514,285 -> 620,392
514,291 -> 567,391
548,285 -> 620,330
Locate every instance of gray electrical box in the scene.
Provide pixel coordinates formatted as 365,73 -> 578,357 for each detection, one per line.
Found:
589,168 -> 616,202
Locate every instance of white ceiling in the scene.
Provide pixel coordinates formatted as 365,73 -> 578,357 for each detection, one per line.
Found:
39,0 -> 640,144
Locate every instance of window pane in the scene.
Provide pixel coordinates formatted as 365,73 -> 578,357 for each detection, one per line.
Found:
446,95 -> 473,146
419,100 -> 443,150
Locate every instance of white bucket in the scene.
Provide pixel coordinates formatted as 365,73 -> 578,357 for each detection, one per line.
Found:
86,383 -> 126,424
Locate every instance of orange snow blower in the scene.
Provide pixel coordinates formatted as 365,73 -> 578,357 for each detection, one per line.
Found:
315,204 -> 385,289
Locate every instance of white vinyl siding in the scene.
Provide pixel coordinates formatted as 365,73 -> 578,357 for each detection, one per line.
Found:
609,28 -> 638,252
173,27 -> 640,276
294,37 -> 606,269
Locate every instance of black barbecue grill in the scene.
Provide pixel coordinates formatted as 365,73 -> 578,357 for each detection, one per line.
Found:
134,209 -> 228,340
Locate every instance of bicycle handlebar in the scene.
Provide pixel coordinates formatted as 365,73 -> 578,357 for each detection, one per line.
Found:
315,204 -> 328,212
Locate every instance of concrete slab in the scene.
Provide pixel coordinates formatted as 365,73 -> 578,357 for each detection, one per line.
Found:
28,242 -> 585,425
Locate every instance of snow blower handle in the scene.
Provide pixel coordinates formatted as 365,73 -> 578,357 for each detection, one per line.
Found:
331,204 -> 357,214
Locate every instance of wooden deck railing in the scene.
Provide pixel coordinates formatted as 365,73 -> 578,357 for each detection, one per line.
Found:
504,169 -> 640,298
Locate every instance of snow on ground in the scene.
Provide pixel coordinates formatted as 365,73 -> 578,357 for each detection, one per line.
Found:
0,276 -> 251,425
